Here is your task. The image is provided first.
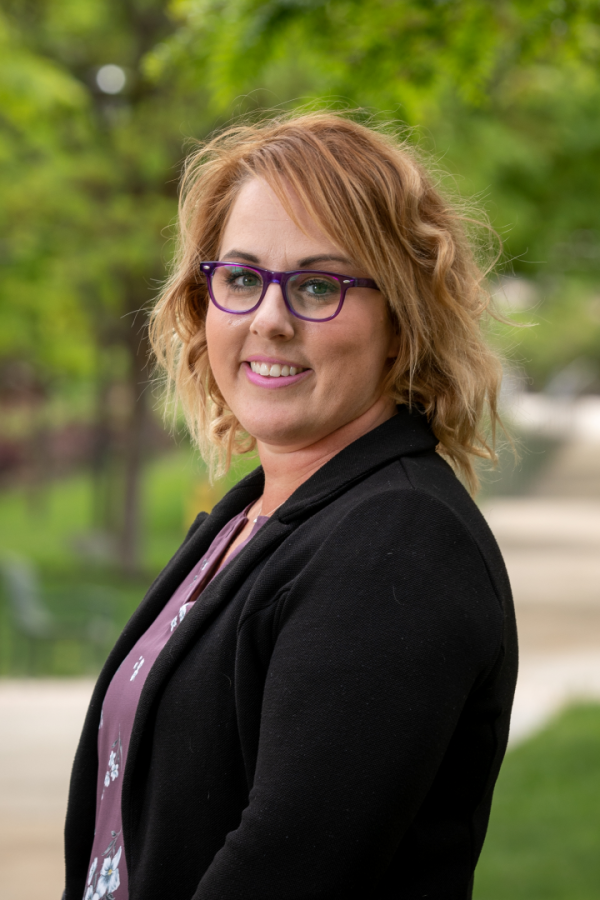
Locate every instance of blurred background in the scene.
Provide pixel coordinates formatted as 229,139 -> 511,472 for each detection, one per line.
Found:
1,0 -> 600,897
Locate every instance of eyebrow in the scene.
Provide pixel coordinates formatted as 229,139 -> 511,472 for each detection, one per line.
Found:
297,254 -> 355,269
220,250 -> 355,269
220,250 -> 261,263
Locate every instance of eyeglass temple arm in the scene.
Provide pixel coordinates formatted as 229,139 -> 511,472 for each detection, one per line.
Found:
352,278 -> 380,291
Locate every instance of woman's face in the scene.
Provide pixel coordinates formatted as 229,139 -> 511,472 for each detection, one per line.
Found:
205,177 -> 399,452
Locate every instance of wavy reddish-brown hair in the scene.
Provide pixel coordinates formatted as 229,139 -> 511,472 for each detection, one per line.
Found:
150,111 -> 504,493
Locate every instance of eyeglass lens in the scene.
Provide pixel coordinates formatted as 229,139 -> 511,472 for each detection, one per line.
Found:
211,265 -> 342,320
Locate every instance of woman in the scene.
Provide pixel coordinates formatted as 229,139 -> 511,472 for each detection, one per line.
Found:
64,112 -> 517,900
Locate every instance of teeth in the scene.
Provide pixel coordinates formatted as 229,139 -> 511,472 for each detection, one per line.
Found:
250,361 -> 304,377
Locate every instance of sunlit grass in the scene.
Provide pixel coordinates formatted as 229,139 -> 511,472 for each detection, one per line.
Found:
475,704 -> 600,900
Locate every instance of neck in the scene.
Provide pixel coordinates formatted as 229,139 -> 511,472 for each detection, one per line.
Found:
255,397 -> 397,515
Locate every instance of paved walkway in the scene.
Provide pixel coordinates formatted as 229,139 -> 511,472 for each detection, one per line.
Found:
482,493 -> 600,742
2,438 -> 600,900
481,441 -> 600,744
0,680 -> 94,900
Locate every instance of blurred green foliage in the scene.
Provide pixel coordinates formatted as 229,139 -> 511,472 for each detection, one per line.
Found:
1,0 -> 600,389
0,450 -> 194,675
475,704 -> 600,899
156,0 -> 600,115
0,449 -> 192,573
0,0 -> 198,382
0,446 -> 258,675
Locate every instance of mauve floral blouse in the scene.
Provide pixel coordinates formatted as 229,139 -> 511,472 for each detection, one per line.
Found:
83,505 -> 268,900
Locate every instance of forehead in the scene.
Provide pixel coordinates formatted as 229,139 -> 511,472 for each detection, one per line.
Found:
219,177 -> 343,260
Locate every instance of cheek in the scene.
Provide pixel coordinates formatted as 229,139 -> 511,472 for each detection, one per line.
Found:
205,308 -> 246,383
205,309 -> 221,358
320,311 -> 394,377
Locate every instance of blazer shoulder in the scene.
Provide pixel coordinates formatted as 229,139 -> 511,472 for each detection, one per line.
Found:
274,472 -> 507,673
344,451 -> 476,532
322,453 -> 510,607
183,510 -> 209,543
396,452 -> 513,608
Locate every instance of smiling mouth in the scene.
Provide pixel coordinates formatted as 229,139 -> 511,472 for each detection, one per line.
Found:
249,361 -> 308,378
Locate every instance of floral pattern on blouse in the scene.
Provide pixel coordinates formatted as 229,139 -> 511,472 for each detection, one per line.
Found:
130,656 -> 144,681
84,833 -> 122,900
170,602 -> 191,633
101,732 -> 122,798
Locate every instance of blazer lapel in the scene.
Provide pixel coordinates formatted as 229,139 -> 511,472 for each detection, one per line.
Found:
121,514 -> 293,842
77,469 -> 265,741
132,513 -> 291,709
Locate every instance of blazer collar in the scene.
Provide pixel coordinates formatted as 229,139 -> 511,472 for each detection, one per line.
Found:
226,404 -> 437,525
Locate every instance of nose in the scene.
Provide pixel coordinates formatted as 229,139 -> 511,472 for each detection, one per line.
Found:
249,281 -> 295,339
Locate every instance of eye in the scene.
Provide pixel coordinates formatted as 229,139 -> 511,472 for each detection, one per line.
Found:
224,266 -> 262,289
299,276 -> 338,297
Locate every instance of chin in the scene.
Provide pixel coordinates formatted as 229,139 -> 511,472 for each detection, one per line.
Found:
238,411 -> 320,449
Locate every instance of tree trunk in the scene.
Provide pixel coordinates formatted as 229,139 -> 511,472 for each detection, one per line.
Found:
91,342 -> 115,533
119,312 -> 151,577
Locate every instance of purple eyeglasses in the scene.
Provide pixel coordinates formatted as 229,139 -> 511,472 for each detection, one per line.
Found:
199,261 -> 380,322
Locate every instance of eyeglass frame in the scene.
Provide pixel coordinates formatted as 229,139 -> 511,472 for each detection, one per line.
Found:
198,261 -> 381,323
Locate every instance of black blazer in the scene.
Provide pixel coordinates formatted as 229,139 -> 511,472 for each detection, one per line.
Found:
64,407 -> 518,900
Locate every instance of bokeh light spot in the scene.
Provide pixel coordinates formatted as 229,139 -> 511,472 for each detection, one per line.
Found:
96,65 -> 126,95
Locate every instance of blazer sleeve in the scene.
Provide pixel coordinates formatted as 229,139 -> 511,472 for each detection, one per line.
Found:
193,490 -> 505,899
